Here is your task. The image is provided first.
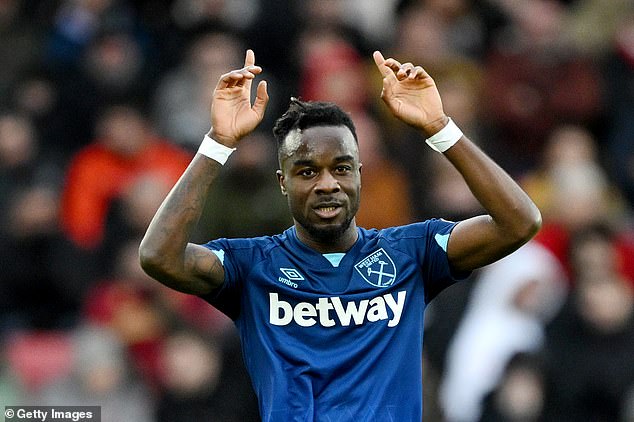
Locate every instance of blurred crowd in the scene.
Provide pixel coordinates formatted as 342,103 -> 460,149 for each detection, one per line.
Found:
0,0 -> 633,421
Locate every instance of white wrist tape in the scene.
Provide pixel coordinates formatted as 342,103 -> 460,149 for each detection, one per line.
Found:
198,134 -> 236,164
425,118 -> 463,153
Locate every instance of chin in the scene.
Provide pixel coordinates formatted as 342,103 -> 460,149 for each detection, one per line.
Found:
304,219 -> 352,242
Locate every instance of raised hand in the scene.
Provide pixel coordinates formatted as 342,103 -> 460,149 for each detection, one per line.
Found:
209,49 -> 269,147
373,51 -> 448,136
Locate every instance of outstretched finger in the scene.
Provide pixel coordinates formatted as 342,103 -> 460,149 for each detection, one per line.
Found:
373,51 -> 394,78
244,49 -> 255,68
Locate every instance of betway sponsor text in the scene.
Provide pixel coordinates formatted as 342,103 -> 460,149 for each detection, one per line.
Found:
269,291 -> 406,327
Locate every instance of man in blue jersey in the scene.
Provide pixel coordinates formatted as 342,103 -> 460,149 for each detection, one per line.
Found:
139,49 -> 542,421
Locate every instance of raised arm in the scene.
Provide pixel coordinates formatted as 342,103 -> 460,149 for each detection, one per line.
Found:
139,49 -> 269,294
373,51 -> 541,273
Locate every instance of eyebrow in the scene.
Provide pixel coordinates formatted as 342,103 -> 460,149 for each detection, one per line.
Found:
291,159 -> 314,167
291,155 -> 356,167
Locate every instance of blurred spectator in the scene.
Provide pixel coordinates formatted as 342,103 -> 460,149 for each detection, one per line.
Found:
542,223 -> 634,421
60,104 -> 191,250
100,171 -> 173,274
44,0 -> 138,73
0,113 -> 88,330
153,29 -> 244,149
156,328 -> 260,421
353,112 -> 415,229
42,0 -> 160,156
0,186 -> 87,330
439,241 -> 566,422
8,71 -> 77,157
482,0 -> 603,172
297,30 -> 369,115
82,236 -> 231,389
341,0 -> 399,46
391,2 -> 481,72
49,27 -> 156,153
523,124 -> 632,283
244,0 -> 301,95
79,29 -> 152,105
169,0 -> 259,33
563,0 -> 632,57
422,152 -> 481,223
397,0 -> 491,60
35,324 -> 155,422
0,0 -> 44,109
299,0 -> 371,53
479,352 -> 546,422
111,237 -> 232,334
435,61 -> 485,136
522,124 -> 605,224
0,113 -> 61,218
3,330 -> 75,409
82,260 -> 169,389
196,131 -> 291,239
605,13 -> 634,209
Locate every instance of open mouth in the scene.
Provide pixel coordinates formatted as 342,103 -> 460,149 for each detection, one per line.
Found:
313,204 -> 342,219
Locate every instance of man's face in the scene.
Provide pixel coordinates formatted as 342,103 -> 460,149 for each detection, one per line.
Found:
277,125 -> 361,244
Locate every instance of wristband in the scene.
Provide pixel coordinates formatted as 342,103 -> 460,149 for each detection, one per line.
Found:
197,134 -> 236,164
425,118 -> 463,153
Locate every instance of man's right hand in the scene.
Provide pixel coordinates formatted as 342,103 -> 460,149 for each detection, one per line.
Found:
209,49 -> 269,147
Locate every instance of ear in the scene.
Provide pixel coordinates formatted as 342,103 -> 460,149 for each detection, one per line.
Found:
276,170 -> 287,195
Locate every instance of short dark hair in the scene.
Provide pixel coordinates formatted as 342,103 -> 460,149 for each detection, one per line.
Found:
272,98 -> 358,148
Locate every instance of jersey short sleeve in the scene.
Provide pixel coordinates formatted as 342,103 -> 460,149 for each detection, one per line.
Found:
381,218 -> 468,303
422,218 -> 470,302
198,236 -> 275,320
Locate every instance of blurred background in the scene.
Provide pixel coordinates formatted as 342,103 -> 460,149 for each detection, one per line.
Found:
0,0 -> 633,421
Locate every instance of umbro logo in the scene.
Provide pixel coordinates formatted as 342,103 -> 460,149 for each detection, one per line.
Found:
280,268 -> 304,281
277,268 -> 304,289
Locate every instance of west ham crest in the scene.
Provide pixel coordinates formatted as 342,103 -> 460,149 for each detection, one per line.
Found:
354,248 -> 397,287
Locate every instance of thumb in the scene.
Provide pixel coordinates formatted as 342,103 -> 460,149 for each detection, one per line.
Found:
252,80 -> 269,119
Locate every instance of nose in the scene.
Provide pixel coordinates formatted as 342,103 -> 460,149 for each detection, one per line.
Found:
314,170 -> 340,194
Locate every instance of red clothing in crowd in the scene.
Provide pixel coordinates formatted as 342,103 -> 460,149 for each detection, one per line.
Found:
61,138 -> 191,249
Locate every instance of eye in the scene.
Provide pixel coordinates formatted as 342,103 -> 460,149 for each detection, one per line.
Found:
335,165 -> 352,174
298,168 -> 316,177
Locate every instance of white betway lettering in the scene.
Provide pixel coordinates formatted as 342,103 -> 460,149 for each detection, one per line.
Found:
269,291 -> 407,328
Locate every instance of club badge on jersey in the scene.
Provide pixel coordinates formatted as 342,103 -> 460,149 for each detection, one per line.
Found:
354,248 -> 397,288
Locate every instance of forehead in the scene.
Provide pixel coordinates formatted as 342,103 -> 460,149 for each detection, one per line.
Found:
280,125 -> 358,165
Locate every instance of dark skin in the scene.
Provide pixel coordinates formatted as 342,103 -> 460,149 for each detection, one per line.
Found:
139,49 -> 541,295
276,125 -> 361,253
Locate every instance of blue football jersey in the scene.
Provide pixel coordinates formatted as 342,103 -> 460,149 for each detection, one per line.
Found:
200,219 -> 463,421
